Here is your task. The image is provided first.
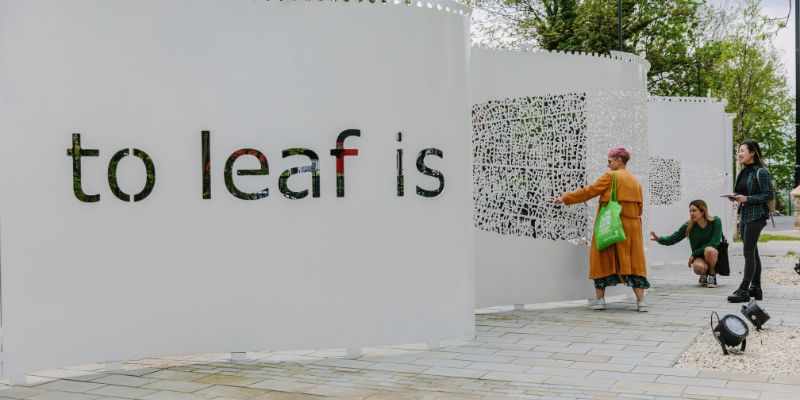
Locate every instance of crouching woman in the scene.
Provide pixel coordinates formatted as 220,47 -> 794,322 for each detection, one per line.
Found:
650,200 -> 722,288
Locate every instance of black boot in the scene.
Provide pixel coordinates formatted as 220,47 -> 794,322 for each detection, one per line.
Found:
749,287 -> 763,300
727,288 -> 750,303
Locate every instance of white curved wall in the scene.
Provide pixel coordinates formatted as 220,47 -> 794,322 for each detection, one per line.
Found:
470,48 -> 650,307
646,97 -> 734,265
0,0 -> 473,376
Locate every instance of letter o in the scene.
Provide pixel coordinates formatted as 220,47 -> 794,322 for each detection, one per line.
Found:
107,148 -> 156,202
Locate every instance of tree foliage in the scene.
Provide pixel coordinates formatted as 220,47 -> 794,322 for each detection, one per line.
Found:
700,0 -> 794,194
467,0 -> 703,94
467,0 -> 796,197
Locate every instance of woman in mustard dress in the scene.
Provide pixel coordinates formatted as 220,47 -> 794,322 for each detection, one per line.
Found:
555,147 -> 649,312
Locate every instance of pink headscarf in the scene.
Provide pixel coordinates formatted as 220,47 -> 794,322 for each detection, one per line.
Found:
607,147 -> 631,163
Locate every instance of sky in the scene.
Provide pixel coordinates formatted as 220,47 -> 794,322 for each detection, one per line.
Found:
748,0 -> 795,92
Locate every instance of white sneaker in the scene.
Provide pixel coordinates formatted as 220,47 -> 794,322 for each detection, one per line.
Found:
637,300 -> 649,312
699,275 -> 708,287
706,275 -> 717,288
588,298 -> 605,310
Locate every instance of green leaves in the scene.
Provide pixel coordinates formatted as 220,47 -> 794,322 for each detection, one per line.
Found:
466,0 -> 796,202
702,1 -> 794,197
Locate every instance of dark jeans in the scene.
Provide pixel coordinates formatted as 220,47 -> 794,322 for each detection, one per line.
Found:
739,217 -> 767,290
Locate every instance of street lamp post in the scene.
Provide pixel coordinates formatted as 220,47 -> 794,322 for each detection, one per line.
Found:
795,0 -> 799,186
697,59 -> 702,97
618,0 -> 623,51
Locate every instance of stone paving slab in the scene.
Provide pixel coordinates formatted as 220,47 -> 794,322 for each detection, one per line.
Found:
3,244 -> 800,399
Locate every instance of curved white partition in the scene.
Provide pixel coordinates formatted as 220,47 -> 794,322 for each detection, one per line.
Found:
647,97 -> 735,265
0,0 -> 474,377
470,48 -> 650,307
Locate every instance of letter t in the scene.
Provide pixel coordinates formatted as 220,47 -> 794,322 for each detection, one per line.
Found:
66,133 -> 100,202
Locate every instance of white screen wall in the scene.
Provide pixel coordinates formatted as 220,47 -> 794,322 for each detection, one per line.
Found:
646,98 -> 734,265
470,49 -> 650,307
0,0 -> 474,377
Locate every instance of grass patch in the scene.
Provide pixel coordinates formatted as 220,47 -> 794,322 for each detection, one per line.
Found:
759,234 -> 800,242
734,234 -> 800,243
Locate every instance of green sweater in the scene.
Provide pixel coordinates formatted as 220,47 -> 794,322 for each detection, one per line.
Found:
657,218 -> 722,257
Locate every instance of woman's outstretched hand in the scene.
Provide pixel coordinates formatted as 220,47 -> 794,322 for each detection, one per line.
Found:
552,197 -> 564,205
649,231 -> 659,241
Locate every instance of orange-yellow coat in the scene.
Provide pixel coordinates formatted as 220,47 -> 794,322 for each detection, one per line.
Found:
562,169 -> 647,280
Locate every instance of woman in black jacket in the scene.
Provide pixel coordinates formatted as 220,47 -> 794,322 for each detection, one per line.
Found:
727,140 -> 774,303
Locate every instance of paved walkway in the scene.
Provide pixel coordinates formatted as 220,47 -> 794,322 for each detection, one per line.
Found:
2,245 -> 799,400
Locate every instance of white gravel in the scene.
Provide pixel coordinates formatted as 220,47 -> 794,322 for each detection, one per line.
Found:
728,255 -> 800,285
675,247 -> 800,376
674,324 -> 800,376
761,267 -> 800,285
675,255 -> 800,376
760,255 -> 800,285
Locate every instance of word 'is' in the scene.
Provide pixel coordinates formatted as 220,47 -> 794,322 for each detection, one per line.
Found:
67,130 -> 445,202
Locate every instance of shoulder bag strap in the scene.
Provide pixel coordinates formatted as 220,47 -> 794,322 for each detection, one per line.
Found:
755,167 -> 762,191
611,172 -> 617,202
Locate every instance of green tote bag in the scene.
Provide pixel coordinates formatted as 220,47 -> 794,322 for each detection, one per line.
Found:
594,172 -> 626,250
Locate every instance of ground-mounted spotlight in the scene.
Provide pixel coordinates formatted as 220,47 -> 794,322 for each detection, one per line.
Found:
711,312 -> 748,355
740,300 -> 770,330
794,256 -> 800,275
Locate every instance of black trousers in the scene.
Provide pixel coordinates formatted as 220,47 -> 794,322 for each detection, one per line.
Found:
740,217 -> 767,290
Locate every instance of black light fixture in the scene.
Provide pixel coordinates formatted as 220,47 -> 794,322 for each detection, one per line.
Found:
711,312 -> 749,355
741,300 -> 771,330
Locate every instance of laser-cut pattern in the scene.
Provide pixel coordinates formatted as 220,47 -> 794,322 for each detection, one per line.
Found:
472,93 -> 590,242
584,91 -> 649,185
472,90 -> 650,244
584,90 -> 650,241
681,165 -> 728,201
646,158 -> 727,206
648,157 -> 681,206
